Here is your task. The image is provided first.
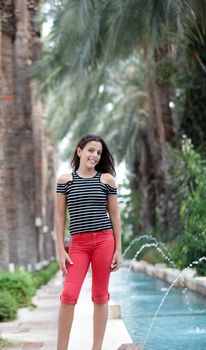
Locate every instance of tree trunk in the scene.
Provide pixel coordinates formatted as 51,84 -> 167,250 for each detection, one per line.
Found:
44,140 -> 57,260
0,0 -> 56,269
131,130 -> 155,234
0,15 -> 9,267
29,0 -> 57,263
147,44 -> 179,237
1,0 -> 20,268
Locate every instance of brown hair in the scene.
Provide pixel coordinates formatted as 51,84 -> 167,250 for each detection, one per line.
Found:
71,135 -> 116,176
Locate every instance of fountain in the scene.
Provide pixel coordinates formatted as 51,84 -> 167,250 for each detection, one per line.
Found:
123,235 -> 172,262
112,235 -> 206,350
124,235 -> 177,283
143,256 -> 206,348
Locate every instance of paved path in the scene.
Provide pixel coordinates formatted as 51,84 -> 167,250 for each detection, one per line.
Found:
0,271 -> 132,349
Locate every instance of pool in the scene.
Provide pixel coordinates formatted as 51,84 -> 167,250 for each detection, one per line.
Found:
110,266 -> 206,350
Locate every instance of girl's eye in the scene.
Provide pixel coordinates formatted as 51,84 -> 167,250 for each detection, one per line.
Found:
88,148 -> 102,155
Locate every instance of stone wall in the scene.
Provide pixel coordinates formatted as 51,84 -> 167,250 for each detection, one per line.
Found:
124,260 -> 206,297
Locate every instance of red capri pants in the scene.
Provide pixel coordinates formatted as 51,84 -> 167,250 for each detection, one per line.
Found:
60,229 -> 115,304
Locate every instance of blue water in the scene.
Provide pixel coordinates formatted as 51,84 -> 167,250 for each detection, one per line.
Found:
110,267 -> 206,350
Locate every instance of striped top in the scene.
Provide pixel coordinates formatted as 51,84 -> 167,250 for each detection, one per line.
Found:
56,171 -> 117,234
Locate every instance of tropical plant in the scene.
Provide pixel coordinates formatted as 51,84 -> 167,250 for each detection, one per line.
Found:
171,136 -> 206,275
177,0 -> 206,151
38,0 -> 180,234
38,0 -> 206,237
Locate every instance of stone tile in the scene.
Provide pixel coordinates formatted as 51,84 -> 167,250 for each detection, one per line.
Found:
117,345 -> 143,350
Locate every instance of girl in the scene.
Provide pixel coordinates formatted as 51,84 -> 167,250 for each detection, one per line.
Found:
55,134 -> 121,350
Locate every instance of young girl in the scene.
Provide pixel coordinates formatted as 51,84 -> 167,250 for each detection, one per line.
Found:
55,134 -> 121,350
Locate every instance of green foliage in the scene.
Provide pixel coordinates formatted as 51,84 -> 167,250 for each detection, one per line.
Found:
179,63 -> 206,152
171,138 -> 206,275
38,0 -> 206,157
36,0 -> 179,157
0,272 -> 34,307
0,262 -> 59,322
38,1 -> 206,256
46,54 -> 148,172
155,57 -> 176,84
119,184 -> 141,240
174,1 -> 206,152
0,291 -> 18,322
178,0 -> 206,64
30,261 -> 59,289
37,0 -> 176,83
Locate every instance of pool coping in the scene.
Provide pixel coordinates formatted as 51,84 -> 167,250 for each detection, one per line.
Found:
124,260 -> 206,296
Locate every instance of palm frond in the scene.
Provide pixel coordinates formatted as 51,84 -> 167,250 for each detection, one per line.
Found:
49,53 -> 148,169
175,0 -> 206,72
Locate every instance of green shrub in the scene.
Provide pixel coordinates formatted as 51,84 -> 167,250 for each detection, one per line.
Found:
0,261 -> 59,323
0,272 -> 34,307
171,139 -> 206,275
30,261 -> 59,289
0,291 -> 18,321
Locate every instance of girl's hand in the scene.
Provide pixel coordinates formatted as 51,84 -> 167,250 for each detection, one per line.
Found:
58,249 -> 73,275
111,250 -> 121,272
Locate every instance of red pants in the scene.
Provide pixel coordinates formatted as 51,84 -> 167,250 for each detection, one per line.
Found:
60,229 -> 115,304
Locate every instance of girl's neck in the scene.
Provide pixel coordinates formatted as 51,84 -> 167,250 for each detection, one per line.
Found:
76,166 -> 97,178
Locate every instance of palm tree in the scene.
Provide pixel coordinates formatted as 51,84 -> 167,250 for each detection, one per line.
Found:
40,0 -> 179,235
176,0 -> 206,151
45,52 -> 166,233
0,0 -> 56,269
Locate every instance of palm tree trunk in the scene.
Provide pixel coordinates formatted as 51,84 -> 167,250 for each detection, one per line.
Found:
0,0 -> 38,267
29,0 -> 57,262
44,140 -> 57,259
0,0 -> 57,269
0,15 -> 9,268
1,1 -> 20,268
132,131 -> 155,233
147,44 -> 179,237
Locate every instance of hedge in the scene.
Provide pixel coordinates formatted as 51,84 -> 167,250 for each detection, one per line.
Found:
0,261 -> 59,322
0,291 -> 18,321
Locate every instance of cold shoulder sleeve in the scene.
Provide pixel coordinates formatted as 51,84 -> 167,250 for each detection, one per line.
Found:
56,183 -> 66,195
106,184 -> 117,196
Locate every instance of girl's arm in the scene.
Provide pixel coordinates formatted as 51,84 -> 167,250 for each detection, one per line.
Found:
107,195 -> 121,252
104,174 -> 122,271
55,192 -> 66,251
55,175 -> 73,274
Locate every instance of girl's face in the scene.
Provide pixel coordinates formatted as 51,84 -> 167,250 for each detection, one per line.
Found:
77,141 -> 103,169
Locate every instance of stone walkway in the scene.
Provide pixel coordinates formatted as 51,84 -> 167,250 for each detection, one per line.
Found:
0,271 -> 132,349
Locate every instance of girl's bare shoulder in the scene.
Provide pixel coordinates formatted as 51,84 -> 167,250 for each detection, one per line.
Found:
100,173 -> 116,188
57,173 -> 72,184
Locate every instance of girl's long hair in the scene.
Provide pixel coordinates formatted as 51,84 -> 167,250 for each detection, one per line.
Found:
71,135 -> 116,176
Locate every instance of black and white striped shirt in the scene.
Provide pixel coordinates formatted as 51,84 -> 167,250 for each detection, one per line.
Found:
56,171 -> 117,234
